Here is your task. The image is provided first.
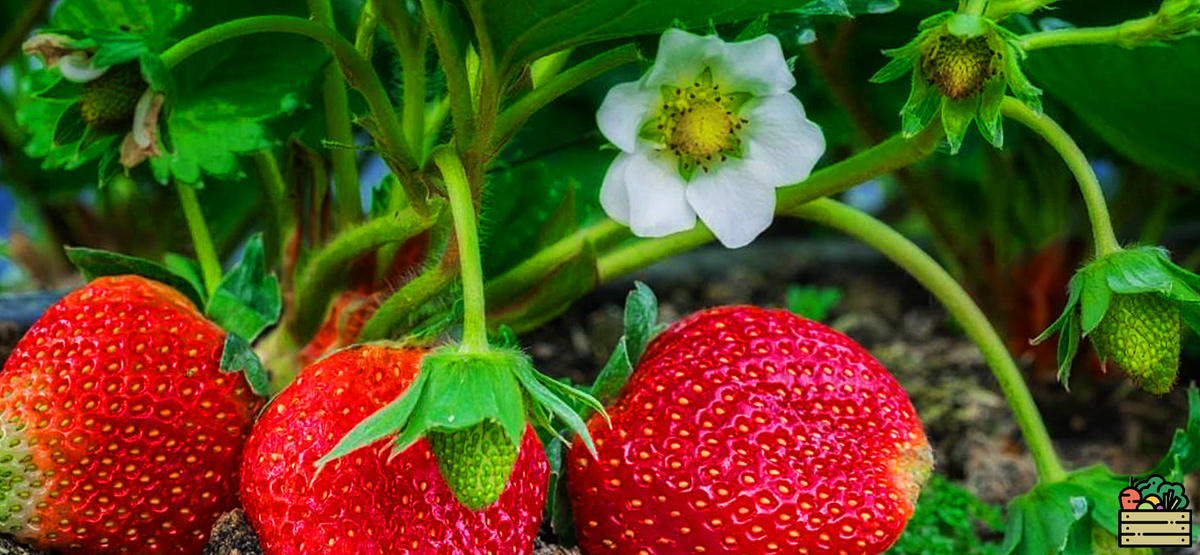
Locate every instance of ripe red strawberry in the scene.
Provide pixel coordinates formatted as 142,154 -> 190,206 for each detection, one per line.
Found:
568,306 -> 931,555
240,344 -> 549,555
0,275 -> 261,554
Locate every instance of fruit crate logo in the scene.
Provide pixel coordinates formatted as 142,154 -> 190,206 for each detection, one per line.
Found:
1118,474 -> 1194,548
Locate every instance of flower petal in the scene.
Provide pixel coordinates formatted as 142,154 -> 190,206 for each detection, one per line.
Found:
58,52 -> 109,83
121,90 -> 164,168
685,163 -> 776,248
623,151 -> 696,238
708,34 -> 796,96
741,94 -> 825,187
644,29 -> 725,90
597,80 -> 659,153
599,153 -> 635,225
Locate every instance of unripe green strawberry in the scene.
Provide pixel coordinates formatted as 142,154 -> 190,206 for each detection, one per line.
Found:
921,33 -> 998,100
1091,293 -> 1181,395
429,421 -> 519,510
80,63 -> 146,131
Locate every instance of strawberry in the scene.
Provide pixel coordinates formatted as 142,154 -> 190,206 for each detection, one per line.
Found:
1089,293 -> 1182,395
240,344 -> 549,555
0,275 -> 261,554
567,306 -> 931,555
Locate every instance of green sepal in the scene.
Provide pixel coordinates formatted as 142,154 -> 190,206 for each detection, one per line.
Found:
64,246 -> 206,307
34,78 -> 83,101
942,96 -> 978,155
205,234 -> 281,342
85,28 -> 151,68
219,333 -> 271,397
590,282 -> 660,409
901,71 -> 941,138
870,43 -> 918,84
1002,387 -> 1200,554
53,101 -> 87,146
317,367 -> 432,470
97,147 -> 121,187
977,77 -> 1007,148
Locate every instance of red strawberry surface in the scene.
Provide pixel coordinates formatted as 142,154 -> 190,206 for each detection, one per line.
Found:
568,306 -> 931,555
0,275 -> 261,554
240,344 -> 549,555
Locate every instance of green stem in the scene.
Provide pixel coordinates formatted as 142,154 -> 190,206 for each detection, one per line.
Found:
322,66 -> 363,227
597,126 -> 945,281
433,147 -> 488,353
420,0 -> 475,153
485,220 -> 632,306
961,0 -> 988,16
354,0 -> 381,57
985,0 -> 1058,20
176,183 -> 222,297
787,199 -> 1066,482
358,264 -> 455,341
1021,22 -> 1147,51
375,0 -> 428,165
253,150 -> 293,266
291,208 -> 436,341
1001,97 -> 1121,256
161,16 -> 420,201
489,43 -> 641,156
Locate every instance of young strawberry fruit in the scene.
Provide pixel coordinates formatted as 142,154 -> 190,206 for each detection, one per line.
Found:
0,275 -> 261,554
240,344 -> 549,555
568,306 -> 932,555
1090,293 -> 1182,394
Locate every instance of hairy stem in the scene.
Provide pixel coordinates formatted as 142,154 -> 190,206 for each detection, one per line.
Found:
322,66 -> 363,227
176,183 -> 222,297
375,0 -> 428,165
420,0 -> 475,153
358,264 -> 455,341
1001,97 -> 1121,256
490,43 -> 641,156
161,15 -> 420,202
596,126 -> 945,281
433,147 -> 488,352
291,209 -> 436,341
788,199 -> 1067,482
1019,13 -> 1170,50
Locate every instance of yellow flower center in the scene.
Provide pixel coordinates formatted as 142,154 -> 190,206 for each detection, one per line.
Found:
642,67 -> 751,180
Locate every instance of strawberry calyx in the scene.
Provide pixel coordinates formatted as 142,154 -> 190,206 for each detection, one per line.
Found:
1032,246 -> 1200,393
319,344 -> 603,510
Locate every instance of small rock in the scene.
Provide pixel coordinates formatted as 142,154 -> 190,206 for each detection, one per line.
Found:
535,539 -> 580,555
205,510 -> 263,555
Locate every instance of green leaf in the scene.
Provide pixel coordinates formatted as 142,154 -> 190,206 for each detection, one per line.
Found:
64,247 -> 205,307
162,253 -> 205,300
85,29 -> 152,67
1149,384 -> 1200,478
149,32 -> 327,183
1077,272 -> 1111,336
1024,39 -> 1200,183
53,0 -> 184,51
623,281 -> 658,364
205,235 -> 281,342
591,337 -> 633,409
786,284 -> 842,322
1000,482 -> 1089,555
319,369 -> 432,468
476,0 -> 885,75
544,440 -> 578,546
218,333 -> 270,397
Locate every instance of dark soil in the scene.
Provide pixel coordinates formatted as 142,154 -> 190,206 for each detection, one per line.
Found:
0,237 -> 1196,554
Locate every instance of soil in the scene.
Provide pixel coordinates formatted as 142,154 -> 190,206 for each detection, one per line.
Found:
0,237 -> 1197,554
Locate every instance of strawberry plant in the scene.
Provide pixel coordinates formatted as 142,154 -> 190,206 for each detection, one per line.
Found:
0,0 -> 1199,554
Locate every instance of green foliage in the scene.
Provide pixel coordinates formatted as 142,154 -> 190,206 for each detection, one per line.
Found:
589,282 -> 659,409
205,234 -> 281,343
219,332 -> 271,397
999,385 -> 1200,555
472,0 -> 889,75
887,474 -> 1002,555
786,284 -> 842,322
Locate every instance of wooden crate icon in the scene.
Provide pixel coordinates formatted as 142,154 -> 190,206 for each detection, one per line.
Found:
1119,510 -> 1194,547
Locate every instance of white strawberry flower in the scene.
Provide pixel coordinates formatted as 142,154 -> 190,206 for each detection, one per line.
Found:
597,29 -> 826,248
